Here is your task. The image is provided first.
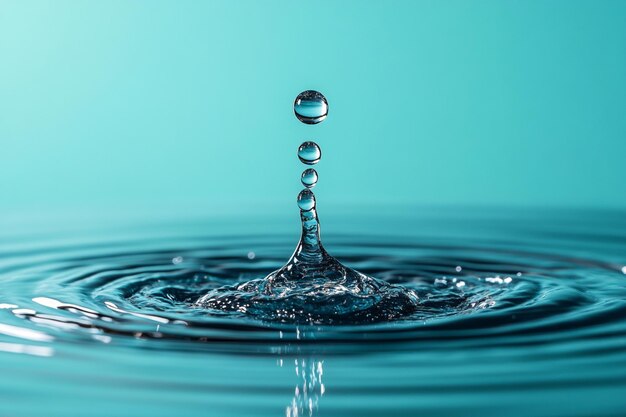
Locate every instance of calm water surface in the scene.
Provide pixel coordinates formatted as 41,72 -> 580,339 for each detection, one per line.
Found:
0,208 -> 625,417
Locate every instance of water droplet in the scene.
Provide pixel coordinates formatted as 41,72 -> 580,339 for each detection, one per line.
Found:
298,141 -> 321,165
294,90 -> 328,124
297,189 -> 316,211
301,169 -> 318,188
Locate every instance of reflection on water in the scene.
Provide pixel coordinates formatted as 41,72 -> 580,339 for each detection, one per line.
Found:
282,357 -> 324,417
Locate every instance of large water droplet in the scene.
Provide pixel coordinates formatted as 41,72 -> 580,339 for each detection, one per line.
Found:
298,141 -> 321,165
297,189 -> 316,211
294,90 -> 328,124
301,169 -> 318,188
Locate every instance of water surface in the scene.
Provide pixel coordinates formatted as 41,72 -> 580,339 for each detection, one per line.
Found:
0,208 -> 625,417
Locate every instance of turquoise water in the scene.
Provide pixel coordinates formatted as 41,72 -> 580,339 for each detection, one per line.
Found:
1,2 -> 625,415
1,208 -> 625,416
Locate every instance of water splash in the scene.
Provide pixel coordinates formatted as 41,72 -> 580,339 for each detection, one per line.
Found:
195,91 -> 420,324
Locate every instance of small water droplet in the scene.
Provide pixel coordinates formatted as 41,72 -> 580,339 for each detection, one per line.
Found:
172,256 -> 183,265
301,169 -> 318,188
298,141 -> 321,165
294,90 -> 328,124
297,189 -> 316,211
247,251 -> 256,260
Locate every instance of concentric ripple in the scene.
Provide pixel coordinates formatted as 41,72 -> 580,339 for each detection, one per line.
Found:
1,210 -> 626,416
0,212 -> 624,356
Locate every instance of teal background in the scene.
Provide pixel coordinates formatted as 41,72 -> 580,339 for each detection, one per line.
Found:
1,0 -> 625,215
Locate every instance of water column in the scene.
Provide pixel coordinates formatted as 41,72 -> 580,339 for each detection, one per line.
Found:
293,91 -> 328,265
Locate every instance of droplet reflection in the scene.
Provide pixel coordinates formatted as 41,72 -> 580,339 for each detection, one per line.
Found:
297,141 -> 321,165
301,169 -> 318,188
294,90 -> 328,124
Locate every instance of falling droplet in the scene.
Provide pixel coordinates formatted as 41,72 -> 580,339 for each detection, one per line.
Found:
297,189 -> 316,211
301,169 -> 318,188
298,141 -> 321,165
294,90 -> 328,124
